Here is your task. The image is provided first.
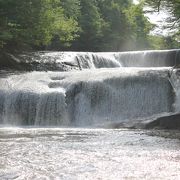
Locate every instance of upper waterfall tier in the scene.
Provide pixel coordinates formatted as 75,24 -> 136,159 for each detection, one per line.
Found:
1,49 -> 180,71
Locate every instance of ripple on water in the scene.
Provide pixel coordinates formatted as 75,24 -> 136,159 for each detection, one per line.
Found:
0,128 -> 180,180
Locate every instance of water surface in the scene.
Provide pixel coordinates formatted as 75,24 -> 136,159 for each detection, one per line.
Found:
0,128 -> 180,180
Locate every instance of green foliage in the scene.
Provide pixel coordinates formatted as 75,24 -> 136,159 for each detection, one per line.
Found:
124,3 -> 153,50
97,0 -> 133,51
60,0 -> 81,20
72,0 -> 153,51
0,0 -> 79,49
144,0 -> 180,44
71,0 -> 108,51
148,35 -> 179,49
144,0 -> 180,20
148,35 -> 168,49
1,0 -> 178,51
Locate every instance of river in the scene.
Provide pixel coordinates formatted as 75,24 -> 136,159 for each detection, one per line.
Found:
0,128 -> 180,180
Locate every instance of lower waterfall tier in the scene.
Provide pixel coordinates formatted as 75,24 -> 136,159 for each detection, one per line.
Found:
0,68 -> 176,127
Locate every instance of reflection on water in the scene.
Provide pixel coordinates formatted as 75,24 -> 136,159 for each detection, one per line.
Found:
0,128 -> 180,180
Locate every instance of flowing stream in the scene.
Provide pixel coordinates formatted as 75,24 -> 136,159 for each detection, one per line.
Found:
1,49 -> 180,127
0,128 -> 180,179
0,49 -> 180,179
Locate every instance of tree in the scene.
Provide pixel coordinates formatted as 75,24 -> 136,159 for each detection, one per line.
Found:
144,0 -> 180,43
0,0 -> 162,52
60,0 -> 81,20
95,0 -> 130,51
71,0 -> 107,51
125,3 -> 153,50
96,0 -> 152,51
0,0 -> 79,50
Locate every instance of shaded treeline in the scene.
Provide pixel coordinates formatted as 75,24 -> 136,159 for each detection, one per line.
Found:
0,0 -> 179,52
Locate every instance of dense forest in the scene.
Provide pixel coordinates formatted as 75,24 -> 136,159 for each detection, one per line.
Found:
0,0 -> 179,52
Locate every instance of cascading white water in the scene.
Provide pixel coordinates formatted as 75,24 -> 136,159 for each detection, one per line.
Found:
0,49 -> 179,127
9,49 -> 179,71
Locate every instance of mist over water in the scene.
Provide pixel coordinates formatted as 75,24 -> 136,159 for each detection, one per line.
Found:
3,49 -> 179,71
1,50 -> 180,179
0,49 -> 180,127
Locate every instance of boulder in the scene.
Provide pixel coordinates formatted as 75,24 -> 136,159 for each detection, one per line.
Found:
145,113 -> 180,129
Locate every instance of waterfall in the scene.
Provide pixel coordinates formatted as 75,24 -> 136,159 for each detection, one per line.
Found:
0,49 -> 179,127
2,49 -> 179,71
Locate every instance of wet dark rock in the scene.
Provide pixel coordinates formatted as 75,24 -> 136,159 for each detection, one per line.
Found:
0,52 -> 26,70
0,52 -> 78,71
145,113 -> 180,130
